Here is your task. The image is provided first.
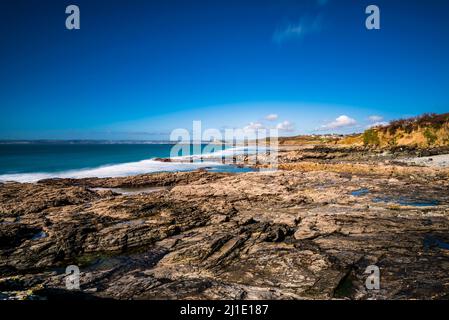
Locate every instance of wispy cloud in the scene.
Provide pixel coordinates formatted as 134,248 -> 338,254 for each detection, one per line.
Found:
367,121 -> 389,129
368,115 -> 384,122
273,15 -> 323,44
243,121 -> 265,132
367,115 -> 389,128
265,114 -> 279,121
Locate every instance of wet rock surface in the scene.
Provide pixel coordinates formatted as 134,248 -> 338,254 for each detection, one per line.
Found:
1,147 -> 449,300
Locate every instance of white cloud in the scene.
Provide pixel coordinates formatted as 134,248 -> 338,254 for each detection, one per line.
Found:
367,121 -> 389,128
243,122 -> 265,132
368,115 -> 383,122
276,120 -> 295,132
265,114 -> 279,121
273,15 -> 322,44
321,115 -> 357,130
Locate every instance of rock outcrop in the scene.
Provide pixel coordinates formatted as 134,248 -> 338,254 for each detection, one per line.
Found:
1,147 -> 449,300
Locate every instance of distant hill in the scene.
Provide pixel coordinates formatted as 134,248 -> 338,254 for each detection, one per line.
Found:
341,113 -> 449,148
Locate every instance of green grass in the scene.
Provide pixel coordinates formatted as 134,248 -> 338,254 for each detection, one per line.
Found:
424,128 -> 438,145
363,129 -> 380,146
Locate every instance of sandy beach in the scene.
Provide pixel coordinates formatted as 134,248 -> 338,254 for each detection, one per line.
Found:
400,154 -> 449,168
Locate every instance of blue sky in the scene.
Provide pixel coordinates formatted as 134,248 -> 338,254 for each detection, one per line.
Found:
1,0 -> 448,140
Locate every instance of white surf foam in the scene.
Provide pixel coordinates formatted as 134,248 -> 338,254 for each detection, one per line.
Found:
0,159 -> 225,183
172,146 -> 267,160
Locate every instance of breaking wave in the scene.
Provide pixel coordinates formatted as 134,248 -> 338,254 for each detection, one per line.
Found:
0,159 -> 226,183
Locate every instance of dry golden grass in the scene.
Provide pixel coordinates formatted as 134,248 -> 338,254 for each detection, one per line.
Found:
338,135 -> 363,146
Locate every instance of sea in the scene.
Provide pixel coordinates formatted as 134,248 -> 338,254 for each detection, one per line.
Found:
0,143 -> 257,183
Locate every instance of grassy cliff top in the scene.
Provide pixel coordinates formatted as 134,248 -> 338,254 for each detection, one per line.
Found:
342,113 -> 449,148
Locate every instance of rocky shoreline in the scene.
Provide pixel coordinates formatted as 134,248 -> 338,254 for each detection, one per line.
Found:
1,145 -> 449,300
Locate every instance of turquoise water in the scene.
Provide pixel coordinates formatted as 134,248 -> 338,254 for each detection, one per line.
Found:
0,144 -> 178,174
0,143 -> 253,182
351,188 -> 370,197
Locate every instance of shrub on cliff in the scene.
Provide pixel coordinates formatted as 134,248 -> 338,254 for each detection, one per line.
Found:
382,113 -> 449,135
363,129 -> 380,146
424,128 -> 438,145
